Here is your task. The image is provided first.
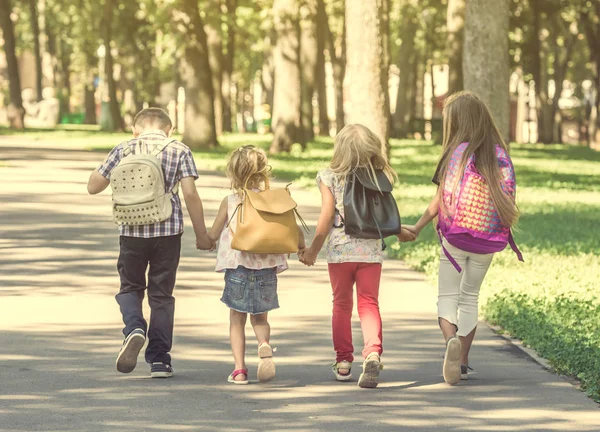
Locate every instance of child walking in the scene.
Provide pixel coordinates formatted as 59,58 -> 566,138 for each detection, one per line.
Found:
405,91 -> 521,385
300,124 -> 414,388
87,108 -> 213,378
209,145 -> 305,385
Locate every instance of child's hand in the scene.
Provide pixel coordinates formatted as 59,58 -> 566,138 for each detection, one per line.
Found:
397,227 -> 417,242
196,233 -> 215,251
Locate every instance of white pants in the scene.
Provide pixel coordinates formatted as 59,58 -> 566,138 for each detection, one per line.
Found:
438,239 -> 494,337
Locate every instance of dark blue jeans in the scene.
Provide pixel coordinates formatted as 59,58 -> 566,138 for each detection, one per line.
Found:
116,234 -> 181,365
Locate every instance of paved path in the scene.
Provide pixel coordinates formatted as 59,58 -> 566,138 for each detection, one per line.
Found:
0,137 -> 598,432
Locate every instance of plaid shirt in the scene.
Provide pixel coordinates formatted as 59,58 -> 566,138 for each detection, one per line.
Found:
98,130 -> 199,238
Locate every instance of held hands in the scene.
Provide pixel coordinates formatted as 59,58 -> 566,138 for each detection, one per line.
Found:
397,226 -> 418,243
196,232 -> 216,251
298,246 -> 317,266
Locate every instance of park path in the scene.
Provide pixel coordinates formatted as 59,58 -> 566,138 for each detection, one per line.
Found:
0,136 -> 598,432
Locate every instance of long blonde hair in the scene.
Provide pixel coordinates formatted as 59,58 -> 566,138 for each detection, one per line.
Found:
330,124 -> 397,186
437,91 -> 519,227
226,145 -> 271,195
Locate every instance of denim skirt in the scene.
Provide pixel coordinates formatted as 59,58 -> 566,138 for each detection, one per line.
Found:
221,266 -> 279,314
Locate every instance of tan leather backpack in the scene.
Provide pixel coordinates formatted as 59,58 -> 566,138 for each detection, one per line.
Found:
229,183 -> 308,254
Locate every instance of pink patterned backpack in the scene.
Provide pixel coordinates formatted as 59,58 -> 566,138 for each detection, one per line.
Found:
438,142 -> 523,272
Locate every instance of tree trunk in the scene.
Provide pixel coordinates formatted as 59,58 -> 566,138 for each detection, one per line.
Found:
447,0 -> 465,94
28,0 -> 43,101
392,2 -> 418,138
345,0 -> 390,151
531,1 -> 552,143
0,0 -> 25,129
270,0 -> 303,153
315,0 -> 329,136
326,7 -> 346,134
300,0 -> 318,143
175,0 -> 219,148
550,25 -> 575,144
463,0 -> 510,141
206,26 -> 223,136
261,34 -> 275,114
59,41 -> 71,116
102,0 -> 123,131
222,0 -> 237,133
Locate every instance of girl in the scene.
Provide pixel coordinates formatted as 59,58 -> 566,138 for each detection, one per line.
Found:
300,124 -> 415,388
405,91 -> 520,385
209,145 -> 305,385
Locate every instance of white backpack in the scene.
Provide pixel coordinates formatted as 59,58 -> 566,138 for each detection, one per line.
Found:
110,138 -> 177,226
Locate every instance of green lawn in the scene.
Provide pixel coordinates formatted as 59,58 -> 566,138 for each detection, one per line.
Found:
5,127 -> 600,400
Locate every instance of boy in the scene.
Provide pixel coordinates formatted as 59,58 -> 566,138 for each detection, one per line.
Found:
87,108 -> 213,378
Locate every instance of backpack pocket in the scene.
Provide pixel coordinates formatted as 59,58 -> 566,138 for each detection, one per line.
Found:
113,194 -> 173,226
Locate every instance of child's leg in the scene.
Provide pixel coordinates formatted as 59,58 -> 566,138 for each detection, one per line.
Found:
230,309 -> 248,379
437,242 -> 468,341
145,234 -> 181,366
250,313 -> 270,343
355,263 -> 383,359
457,252 -> 493,365
115,236 -> 150,337
327,263 -> 357,365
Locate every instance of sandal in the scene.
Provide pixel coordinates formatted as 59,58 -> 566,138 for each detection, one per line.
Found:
227,368 -> 249,385
257,341 -> 276,383
332,360 -> 353,381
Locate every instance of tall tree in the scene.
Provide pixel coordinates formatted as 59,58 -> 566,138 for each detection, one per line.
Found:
315,0 -> 329,136
28,0 -> 43,101
581,3 -> 600,147
392,1 -> 418,138
101,0 -> 124,131
446,0 -> 465,94
463,0 -> 510,141
206,26 -> 223,136
174,0 -> 219,148
299,0 -> 318,142
325,0 -> 346,134
270,0 -> 304,153
222,0 -> 237,133
345,0 -> 390,151
0,0 -> 25,129
530,0 -> 552,143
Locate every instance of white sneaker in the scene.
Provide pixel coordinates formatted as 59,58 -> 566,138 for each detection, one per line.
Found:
358,353 -> 383,388
443,337 -> 462,385
332,360 -> 353,381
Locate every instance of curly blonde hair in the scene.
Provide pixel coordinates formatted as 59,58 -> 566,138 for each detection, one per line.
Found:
226,145 -> 272,195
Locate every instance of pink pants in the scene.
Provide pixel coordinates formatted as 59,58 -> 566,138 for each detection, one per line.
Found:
328,262 -> 383,363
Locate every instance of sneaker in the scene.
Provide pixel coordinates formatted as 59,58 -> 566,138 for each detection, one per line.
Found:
150,362 -> 174,378
332,360 -> 353,381
443,337 -> 462,385
116,328 -> 146,374
357,352 -> 383,389
461,365 -> 473,380
257,341 -> 276,383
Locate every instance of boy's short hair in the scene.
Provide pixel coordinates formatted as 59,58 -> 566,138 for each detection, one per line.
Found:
133,108 -> 173,131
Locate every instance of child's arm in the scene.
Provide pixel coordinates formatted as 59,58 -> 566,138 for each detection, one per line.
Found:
302,182 -> 335,265
87,171 -> 110,195
209,197 -> 229,244
405,193 -> 440,237
181,177 -> 214,250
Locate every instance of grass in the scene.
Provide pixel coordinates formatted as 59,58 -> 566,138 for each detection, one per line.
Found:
5,127 -> 600,400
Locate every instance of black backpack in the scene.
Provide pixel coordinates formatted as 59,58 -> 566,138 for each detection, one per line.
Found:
337,168 -> 401,249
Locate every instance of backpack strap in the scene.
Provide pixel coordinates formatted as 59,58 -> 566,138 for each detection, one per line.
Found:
508,231 -> 524,262
437,226 -> 463,273
151,138 -> 178,156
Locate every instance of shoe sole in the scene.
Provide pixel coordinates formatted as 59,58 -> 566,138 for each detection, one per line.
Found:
358,358 -> 380,389
150,371 -> 173,379
257,344 -> 276,383
333,370 -> 353,382
443,338 -> 462,385
116,333 -> 145,374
